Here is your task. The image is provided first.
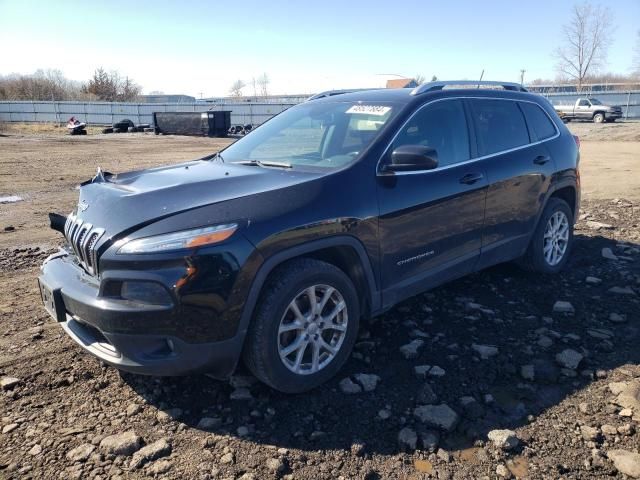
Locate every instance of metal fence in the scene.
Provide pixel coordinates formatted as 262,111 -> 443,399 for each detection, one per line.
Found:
0,101 -> 298,127
1,90 -> 639,127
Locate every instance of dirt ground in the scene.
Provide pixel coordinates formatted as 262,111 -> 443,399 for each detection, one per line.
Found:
0,123 -> 639,479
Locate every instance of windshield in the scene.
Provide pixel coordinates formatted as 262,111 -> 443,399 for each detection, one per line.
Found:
220,101 -> 396,169
588,98 -> 603,105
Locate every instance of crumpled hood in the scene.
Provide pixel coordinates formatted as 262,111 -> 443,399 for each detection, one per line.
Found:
72,160 -> 320,237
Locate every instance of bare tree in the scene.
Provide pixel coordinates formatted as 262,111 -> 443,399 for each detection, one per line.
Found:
555,2 -> 614,90
431,75 -> 438,82
257,73 -> 269,97
251,77 -> 258,99
229,79 -> 246,97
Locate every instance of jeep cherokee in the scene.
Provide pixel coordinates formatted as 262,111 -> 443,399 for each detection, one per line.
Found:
38,80 -> 580,393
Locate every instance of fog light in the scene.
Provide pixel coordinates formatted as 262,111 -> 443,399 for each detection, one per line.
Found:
121,281 -> 172,306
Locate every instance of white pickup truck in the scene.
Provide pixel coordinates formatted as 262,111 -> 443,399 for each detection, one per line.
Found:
554,97 -> 623,123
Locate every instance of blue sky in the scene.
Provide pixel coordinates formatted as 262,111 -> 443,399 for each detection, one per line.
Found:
1,0 -> 638,96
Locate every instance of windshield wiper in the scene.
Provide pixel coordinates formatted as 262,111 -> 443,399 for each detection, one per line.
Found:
201,152 -> 224,163
233,160 -> 292,169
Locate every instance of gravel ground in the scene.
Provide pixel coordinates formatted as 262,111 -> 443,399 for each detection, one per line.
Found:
0,126 -> 639,479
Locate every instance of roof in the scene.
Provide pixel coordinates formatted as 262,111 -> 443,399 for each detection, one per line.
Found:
386,78 -> 419,89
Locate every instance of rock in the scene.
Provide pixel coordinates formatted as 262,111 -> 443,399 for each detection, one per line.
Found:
353,373 -> 380,392
585,276 -> 602,284
378,409 -> 391,420
197,417 -> 222,430
28,444 -> 42,456
580,425 -> 600,441
429,366 -> 446,377
266,457 -> 285,473
555,349 -> 583,370
126,404 -> 141,417
496,464 -> 512,478
220,452 -> 234,464
471,343 -> 499,359
147,459 -> 172,475
2,424 -> 18,434
398,427 -> 418,451
601,424 -> 618,436
400,339 -> 424,359
350,442 -> 366,456
552,301 -> 575,314
602,248 -> 618,260
615,380 -> 640,416
607,450 -> 640,478
129,438 -> 171,469
66,444 -> 95,462
0,377 -> 20,390
99,431 -> 143,456
414,404 -> 459,432
459,396 -> 484,419
609,313 -> 627,323
488,429 -> 519,450
339,377 -> 362,394
586,220 -> 613,230
230,387 -> 253,400
436,448 -> 451,462
520,365 -> 535,381
237,426 -> 249,436
608,286 -> 636,295
532,358 -> 560,383
419,429 -> 440,451
229,375 -> 257,389
414,365 -> 432,378
608,382 -> 627,395
537,336 -> 553,348
417,383 -> 439,404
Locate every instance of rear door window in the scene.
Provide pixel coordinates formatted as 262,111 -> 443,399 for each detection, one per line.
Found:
469,99 -> 530,156
520,102 -> 557,141
391,99 -> 470,167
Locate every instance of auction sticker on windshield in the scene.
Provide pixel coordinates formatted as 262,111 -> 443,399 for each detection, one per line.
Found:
346,105 -> 391,116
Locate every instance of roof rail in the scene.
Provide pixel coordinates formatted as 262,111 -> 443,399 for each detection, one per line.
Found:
306,88 -> 382,101
411,80 -> 528,95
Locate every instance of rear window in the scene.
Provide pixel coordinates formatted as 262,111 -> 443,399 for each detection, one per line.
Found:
520,102 -> 557,141
469,99 -> 530,156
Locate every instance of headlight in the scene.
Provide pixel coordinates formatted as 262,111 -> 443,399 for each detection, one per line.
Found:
117,223 -> 237,254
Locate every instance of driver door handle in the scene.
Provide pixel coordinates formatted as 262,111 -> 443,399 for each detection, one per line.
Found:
459,172 -> 484,185
533,155 -> 551,165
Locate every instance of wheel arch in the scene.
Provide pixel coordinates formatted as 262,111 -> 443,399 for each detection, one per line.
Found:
234,236 -> 379,352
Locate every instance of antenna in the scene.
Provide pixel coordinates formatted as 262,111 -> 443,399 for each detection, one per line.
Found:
477,70 -> 485,89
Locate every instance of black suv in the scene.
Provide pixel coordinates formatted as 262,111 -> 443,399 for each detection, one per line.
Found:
39,81 -> 580,393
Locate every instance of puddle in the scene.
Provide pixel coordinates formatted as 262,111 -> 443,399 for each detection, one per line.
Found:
0,195 -> 23,204
414,459 -> 433,474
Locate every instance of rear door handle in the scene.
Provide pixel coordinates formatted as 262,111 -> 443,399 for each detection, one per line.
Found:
459,173 -> 484,185
533,155 -> 551,165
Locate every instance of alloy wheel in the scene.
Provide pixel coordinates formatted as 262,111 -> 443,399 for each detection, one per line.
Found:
543,211 -> 569,266
277,284 -> 348,375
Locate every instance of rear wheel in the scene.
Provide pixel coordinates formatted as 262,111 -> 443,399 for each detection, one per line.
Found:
518,198 -> 573,274
243,258 -> 360,393
593,112 -> 605,123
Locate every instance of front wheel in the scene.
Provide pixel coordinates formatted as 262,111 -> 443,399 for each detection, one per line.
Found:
243,258 -> 360,393
518,198 -> 574,274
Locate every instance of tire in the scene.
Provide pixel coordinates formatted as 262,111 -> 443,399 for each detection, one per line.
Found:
518,197 -> 573,274
243,258 -> 360,393
593,113 -> 604,123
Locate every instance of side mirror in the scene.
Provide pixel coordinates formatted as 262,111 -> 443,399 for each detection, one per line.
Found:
384,145 -> 438,172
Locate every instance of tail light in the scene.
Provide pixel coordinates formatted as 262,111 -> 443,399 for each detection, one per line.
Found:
573,135 -> 580,149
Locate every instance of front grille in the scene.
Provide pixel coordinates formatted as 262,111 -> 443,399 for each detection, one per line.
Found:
64,213 -> 106,275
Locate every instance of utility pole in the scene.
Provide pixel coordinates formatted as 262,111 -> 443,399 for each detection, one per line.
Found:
520,69 -> 526,86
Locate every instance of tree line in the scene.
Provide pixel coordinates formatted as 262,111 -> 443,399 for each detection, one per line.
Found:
0,68 -> 141,102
